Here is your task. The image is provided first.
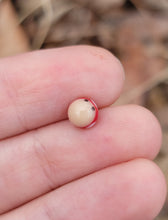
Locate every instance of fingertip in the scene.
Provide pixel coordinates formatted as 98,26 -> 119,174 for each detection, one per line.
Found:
110,104 -> 162,160
86,45 -> 126,85
79,45 -> 125,81
68,45 -> 125,105
132,158 -> 167,219
130,105 -> 162,159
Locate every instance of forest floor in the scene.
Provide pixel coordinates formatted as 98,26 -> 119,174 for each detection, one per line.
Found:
0,0 -> 168,219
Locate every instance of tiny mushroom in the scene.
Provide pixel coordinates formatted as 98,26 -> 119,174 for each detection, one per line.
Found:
68,98 -> 98,128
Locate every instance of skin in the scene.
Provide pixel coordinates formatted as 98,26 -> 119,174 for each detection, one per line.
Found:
0,45 -> 166,220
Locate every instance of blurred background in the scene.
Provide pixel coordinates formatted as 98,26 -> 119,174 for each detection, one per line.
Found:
0,0 -> 168,219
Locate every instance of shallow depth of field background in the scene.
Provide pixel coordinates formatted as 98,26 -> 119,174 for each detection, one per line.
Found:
0,0 -> 168,219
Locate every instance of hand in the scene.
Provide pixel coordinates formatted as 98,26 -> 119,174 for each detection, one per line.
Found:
0,46 -> 166,220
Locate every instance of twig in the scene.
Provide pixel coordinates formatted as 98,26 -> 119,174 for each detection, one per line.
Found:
31,0 -> 53,49
114,67 -> 168,105
18,0 -> 76,49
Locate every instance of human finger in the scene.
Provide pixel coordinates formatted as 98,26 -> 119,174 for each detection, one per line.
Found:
0,105 -> 161,213
0,46 -> 124,139
1,159 -> 166,220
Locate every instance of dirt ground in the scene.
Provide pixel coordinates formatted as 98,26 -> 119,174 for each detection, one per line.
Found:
0,0 -> 168,219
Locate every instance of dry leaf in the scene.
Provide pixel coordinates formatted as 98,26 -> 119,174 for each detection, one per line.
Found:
45,7 -> 94,45
114,14 -> 168,104
132,0 -> 168,12
0,0 -> 30,57
16,0 -> 76,49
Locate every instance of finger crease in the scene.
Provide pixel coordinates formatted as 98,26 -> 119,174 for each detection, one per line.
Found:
1,73 -> 29,133
32,132 -> 56,191
42,202 -> 56,220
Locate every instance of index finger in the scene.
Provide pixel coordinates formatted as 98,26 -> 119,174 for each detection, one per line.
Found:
0,45 -> 124,139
